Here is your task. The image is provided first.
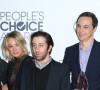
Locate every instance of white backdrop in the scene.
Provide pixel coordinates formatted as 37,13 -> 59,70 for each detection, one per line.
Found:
0,0 -> 100,62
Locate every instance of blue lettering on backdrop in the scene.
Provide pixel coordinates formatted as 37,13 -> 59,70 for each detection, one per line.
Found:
0,11 -> 44,21
0,31 -> 33,41
0,21 -> 43,31
0,11 -> 44,31
0,11 -> 44,41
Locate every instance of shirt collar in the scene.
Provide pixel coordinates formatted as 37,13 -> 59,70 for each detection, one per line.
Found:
35,57 -> 52,70
79,39 -> 94,51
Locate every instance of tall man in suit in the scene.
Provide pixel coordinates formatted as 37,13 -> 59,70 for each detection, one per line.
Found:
21,31 -> 70,90
63,12 -> 100,90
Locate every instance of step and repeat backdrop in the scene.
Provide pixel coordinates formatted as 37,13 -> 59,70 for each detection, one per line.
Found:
0,0 -> 100,62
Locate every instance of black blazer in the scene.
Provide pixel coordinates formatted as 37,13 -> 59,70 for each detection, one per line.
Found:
21,59 -> 70,90
0,59 -> 7,90
63,39 -> 100,90
6,55 -> 34,90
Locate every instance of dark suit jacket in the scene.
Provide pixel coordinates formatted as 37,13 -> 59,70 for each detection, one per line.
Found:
0,58 -> 7,90
21,59 -> 70,90
63,39 -> 100,90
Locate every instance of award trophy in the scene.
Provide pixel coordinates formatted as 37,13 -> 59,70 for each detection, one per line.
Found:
77,71 -> 89,90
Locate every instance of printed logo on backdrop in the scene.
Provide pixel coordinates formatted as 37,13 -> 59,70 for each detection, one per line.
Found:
0,11 -> 44,41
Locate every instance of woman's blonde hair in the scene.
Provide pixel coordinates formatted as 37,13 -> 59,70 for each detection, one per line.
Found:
1,31 -> 29,61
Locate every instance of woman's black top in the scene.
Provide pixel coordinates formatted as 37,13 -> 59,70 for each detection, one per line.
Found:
6,55 -> 34,90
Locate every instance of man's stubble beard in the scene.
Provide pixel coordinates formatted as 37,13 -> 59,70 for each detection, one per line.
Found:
34,51 -> 48,61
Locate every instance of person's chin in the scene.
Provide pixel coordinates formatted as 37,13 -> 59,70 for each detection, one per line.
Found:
13,55 -> 20,58
37,58 -> 43,61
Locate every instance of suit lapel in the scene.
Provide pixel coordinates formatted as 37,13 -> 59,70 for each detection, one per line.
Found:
85,40 -> 97,75
32,67 -> 35,90
25,61 -> 35,90
46,60 -> 56,90
74,44 -> 81,73
30,62 -> 35,90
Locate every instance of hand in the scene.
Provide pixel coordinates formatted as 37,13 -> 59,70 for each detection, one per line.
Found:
33,59 -> 35,61
2,84 -> 8,90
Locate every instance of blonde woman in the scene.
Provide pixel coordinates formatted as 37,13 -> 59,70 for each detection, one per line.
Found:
1,31 -> 34,90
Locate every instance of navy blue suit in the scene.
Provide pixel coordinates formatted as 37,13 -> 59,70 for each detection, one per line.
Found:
63,39 -> 100,90
21,59 -> 70,90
